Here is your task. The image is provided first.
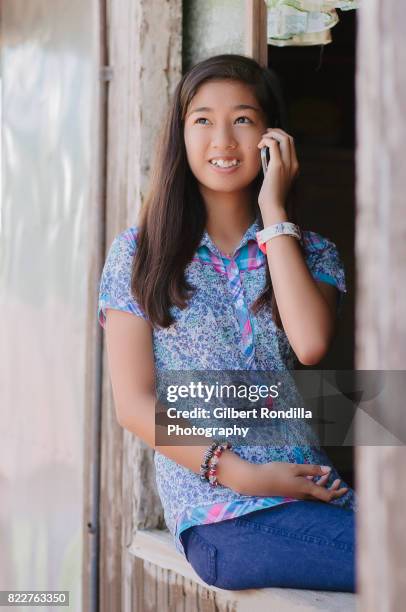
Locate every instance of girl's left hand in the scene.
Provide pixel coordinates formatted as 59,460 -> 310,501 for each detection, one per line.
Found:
257,128 -> 300,211
305,473 -> 343,491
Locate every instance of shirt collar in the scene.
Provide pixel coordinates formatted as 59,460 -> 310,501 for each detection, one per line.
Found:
198,216 -> 261,259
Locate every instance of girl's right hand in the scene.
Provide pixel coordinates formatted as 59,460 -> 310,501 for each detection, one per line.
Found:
248,462 -> 349,502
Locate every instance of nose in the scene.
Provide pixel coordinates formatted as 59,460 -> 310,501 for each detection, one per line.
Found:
211,123 -> 238,149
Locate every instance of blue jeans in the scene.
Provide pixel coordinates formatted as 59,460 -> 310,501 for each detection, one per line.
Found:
180,500 -> 356,592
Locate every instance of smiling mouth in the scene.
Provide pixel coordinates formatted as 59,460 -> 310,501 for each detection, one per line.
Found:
209,159 -> 241,168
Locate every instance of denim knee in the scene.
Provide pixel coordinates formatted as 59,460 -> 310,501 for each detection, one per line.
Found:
181,527 -> 217,586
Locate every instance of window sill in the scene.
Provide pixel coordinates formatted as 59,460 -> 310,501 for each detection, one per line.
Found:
130,528 -> 357,611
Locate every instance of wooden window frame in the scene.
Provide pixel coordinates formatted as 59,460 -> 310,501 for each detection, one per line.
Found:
245,0 -> 268,66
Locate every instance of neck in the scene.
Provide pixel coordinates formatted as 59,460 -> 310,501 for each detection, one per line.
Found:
201,187 -> 257,256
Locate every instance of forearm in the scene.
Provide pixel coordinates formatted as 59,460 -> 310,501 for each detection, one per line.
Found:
117,392 -> 254,494
261,205 -> 335,363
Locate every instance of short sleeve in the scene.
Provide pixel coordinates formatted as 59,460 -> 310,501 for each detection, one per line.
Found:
98,227 -> 148,329
301,230 -> 347,316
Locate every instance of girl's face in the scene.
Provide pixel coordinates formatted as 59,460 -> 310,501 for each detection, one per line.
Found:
183,79 -> 268,194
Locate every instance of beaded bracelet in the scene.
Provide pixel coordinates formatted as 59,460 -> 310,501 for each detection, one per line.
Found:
206,443 -> 230,487
199,441 -> 219,482
201,441 -> 233,487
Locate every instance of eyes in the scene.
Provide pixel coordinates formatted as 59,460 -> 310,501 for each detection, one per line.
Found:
194,116 -> 254,126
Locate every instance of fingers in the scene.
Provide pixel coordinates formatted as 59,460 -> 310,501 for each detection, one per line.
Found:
258,128 -> 298,176
272,130 -> 293,170
326,486 -> 349,501
329,478 -> 342,491
306,472 -> 331,486
306,474 -> 343,494
296,463 -> 349,502
258,132 -> 290,169
288,135 -> 300,178
257,136 -> 282,167
297,464 -> 331,478
305,480 -> 349,503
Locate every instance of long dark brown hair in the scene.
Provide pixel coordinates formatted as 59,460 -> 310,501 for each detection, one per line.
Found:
132,54 -> 302,330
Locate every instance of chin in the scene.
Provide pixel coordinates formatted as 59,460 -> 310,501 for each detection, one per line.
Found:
203,172 -> 256,190
203,181 -> 250,194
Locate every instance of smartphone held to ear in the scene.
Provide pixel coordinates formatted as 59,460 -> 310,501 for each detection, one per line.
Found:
261,146 -> 270,176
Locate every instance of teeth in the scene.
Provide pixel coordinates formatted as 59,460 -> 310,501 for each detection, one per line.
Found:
210,159 -> 239,168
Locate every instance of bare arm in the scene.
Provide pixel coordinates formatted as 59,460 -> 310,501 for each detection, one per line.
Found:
257,128 -> 340,366
104,308 -> 252,493
104,308 -> 348,502
262,205 -> 339,366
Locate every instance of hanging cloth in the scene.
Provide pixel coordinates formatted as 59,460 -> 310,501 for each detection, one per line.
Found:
265,0 -> 360,47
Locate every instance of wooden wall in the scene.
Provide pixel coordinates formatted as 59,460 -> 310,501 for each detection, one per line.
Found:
99,1 -> 182,610
94,0 -> 405,609
356,1 -> 406,609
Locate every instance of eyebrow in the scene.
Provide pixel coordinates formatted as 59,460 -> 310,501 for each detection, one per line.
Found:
186,104 -> 261,118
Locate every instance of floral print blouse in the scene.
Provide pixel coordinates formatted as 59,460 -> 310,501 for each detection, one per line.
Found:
98,217 -> 358,557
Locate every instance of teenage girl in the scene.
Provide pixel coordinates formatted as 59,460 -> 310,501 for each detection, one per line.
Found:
98,54 -> 357,592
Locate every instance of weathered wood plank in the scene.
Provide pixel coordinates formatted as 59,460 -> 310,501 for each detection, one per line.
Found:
156,566 -> 170,611
99,377 -> 123,612
132,556 -> 144,612
100,0 -> 182,610
196,583 -> 219,612
245,0 -> 268,66
183,577 -> 199,612
356,0 -> 406,610
82,1 -> 106,607
168,571 -> 186,612
143,560 -> 158,612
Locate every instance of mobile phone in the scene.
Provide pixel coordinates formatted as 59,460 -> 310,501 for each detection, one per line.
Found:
261,146 -> 270,176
